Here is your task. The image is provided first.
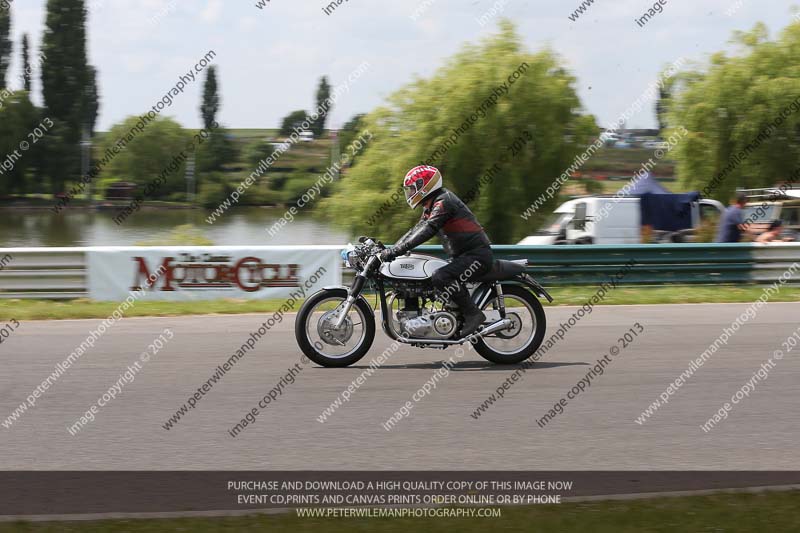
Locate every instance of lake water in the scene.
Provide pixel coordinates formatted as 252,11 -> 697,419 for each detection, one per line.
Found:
0,207 -> 352,247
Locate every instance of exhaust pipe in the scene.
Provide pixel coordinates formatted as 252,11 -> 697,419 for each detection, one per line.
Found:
393,318 -> 513,346
466,318 -> 512,342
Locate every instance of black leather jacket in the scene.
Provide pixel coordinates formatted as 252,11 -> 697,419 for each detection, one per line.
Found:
391,188 -> 491,258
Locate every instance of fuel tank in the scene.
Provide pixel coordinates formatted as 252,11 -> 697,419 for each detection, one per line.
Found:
379,254 -> 448,280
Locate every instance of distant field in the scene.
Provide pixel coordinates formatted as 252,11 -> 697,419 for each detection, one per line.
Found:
561,177 -> 674,197
226,128 -> 279,139
583,146 -> 677,177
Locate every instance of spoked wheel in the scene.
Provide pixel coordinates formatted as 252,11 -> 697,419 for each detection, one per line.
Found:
474,284 -> 546,365
295,288 -> 376,367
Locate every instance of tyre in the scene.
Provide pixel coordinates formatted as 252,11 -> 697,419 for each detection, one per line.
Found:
474,284 -> 547,365
295,288 -> 376,367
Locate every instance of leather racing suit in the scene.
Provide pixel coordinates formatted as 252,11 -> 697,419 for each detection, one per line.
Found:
388,188 -> 494,313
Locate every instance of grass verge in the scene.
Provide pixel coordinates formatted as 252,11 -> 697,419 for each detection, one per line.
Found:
548,284 -> 800,306
2,491 -> 798,532
2,285 -> 799,321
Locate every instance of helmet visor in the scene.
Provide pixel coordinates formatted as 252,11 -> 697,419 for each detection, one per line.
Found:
404,185 -> 418,203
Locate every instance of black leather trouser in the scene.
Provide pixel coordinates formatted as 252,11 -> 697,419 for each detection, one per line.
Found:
430,247 -> 493,312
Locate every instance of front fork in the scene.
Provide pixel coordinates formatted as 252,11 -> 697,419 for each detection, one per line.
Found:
333,256 -> 376,329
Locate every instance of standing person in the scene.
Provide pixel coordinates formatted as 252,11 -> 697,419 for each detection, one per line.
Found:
715,193 -> 748,243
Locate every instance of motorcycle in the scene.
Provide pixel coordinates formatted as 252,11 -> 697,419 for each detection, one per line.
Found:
294,237 -> 552,368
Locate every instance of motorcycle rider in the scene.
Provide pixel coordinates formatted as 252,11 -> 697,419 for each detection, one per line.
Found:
379,165 -> 493,336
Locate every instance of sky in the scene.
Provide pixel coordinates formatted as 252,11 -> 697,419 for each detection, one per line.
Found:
4,0 -> 799,132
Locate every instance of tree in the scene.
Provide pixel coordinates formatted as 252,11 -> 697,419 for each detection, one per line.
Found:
668,19 -> 800,201
196,65 -> 235,172
41,0 -> 91,193
21,34 -> 31,91
311,76 -> 331,137
655,84 -> 670,135
319,21 -> 597,243
200,65 -> 219,130
0,92 -> 40,194
99,116 -> 191,198
0,5 -> 10,89
655,64 -> 679,136
196,131 -> 238,172
280,110 -> 309,136
243,138 -> 276,169
84,65 -> 99,135
338,113 -> 367,167
37,118 -> 74,194
338,113 -> 366,151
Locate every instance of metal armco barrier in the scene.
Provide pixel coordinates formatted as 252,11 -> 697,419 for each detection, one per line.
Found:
0,248 -> 87,299
418,243 -> 800,286
1,243 -> 799,299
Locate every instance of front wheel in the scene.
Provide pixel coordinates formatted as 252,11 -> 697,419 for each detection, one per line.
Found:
295,288 -> 376,367
474,284 -> 546,365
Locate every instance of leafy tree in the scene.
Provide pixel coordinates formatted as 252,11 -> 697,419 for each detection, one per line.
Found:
0,92 -> 40,194
196,130 -> 238,172
0,5 -> 10,89
338,114 -> 366,151
99,116 -> 191,198
196,66 -> 236,172
200,65 -> 219,130
311,76 -> 331,137
84,65 -> 99,135
319,21 -> 597,243
669,19 -> 800,201
655,76 -> 673,135
21,34 -> 31,92
335,113 -> 367,169
243,138 -> 276,168
197,172 -> 233,208
280,110 -> 309,136
37,118 -> 74,194
41,0 -> 91,192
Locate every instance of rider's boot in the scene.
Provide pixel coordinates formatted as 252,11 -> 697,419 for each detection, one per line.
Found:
450,285 -> 485,337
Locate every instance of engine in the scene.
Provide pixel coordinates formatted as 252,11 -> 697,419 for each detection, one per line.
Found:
399,310 -> 458,340
391,294 -> 458,340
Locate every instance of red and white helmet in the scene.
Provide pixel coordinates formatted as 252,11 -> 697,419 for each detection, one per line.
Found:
403,165 -> 442,209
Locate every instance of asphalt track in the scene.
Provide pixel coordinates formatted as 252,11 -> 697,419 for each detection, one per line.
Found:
1,302 -> 799,470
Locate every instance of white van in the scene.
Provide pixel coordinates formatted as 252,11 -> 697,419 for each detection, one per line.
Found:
518,196 -> 724,245
299,131 -> 315,142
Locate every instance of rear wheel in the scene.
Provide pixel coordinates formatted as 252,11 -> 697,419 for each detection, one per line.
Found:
295,289 -> 375,367
474,284 -> 546,365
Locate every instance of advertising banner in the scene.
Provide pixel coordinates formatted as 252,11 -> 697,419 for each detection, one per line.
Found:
87,246 -> 342,301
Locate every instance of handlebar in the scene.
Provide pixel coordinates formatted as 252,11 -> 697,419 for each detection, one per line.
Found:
356,236 -> 385,249
347,238 -> 387,272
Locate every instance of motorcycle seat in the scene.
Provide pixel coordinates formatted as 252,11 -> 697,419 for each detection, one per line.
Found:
475,259 -> 527,282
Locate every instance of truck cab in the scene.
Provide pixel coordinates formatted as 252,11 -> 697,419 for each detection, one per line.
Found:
740,188 -> 800,239
518,196 -> 724,245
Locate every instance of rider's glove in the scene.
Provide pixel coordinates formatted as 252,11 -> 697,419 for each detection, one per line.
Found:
379,248 -> 397,263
